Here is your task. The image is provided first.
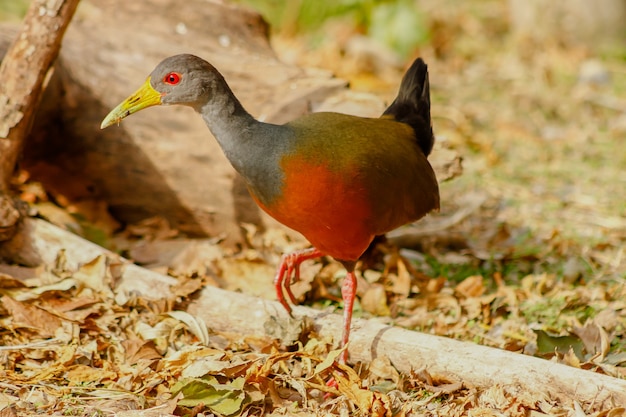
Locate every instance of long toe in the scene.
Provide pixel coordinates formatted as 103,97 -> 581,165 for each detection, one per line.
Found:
274,260 -> 293,314
275,248 -> 325,311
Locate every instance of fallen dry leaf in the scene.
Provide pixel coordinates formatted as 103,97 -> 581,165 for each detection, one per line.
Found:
65,364 -> 118,384
166,310 -> 210,345
390,259 -> 412,297
455,275 -> 486,298
171,376 -> 248,414
333,364 -> 392,417
368,356 -> 400,385
571,320 -> 611,361
361,283 -> 391,316
1,296 -> 63,337
122,339 -> 163,364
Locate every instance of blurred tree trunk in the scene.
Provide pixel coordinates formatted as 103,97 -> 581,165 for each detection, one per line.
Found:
0,0 -> 80,240
509,0 -> 626,49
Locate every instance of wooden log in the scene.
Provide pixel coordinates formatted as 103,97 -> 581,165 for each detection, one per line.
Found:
1,217 -> 624,409
189,287 -> 626,409
0,218 -> 176,302
0,0 -> 80,240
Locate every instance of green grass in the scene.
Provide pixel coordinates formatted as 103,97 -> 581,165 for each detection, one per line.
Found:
0,0 -> 29,21
521,296 -> 599,332
233,0 -> 429,58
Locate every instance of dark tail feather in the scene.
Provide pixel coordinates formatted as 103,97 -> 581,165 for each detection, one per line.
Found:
383,58 -> 434,157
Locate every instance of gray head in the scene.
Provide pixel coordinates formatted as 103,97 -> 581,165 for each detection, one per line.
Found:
101,54 -> 228,128
150,54 -> 224,107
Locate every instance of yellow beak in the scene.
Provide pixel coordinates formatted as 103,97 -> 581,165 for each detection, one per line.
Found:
100,76 -> 163,129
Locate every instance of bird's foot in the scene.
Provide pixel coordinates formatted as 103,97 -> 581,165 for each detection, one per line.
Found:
325,375 -> 340,393
273,247 -> 324,314
323,358 -> 349,398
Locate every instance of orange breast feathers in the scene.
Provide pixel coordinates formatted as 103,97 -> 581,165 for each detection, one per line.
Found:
254,154 -> 376,262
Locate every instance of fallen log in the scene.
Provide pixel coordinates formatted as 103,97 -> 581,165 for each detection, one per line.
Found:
0,218 -> 176,302
1,217 -> 624,409
190,287 -> 626,409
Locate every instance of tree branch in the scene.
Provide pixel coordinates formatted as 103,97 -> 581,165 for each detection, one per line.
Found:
0,0 -> 80,240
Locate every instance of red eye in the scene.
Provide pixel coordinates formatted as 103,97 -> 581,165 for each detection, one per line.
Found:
163,72 -> 181,85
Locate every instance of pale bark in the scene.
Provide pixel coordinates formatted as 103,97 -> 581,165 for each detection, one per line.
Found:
0,0 -> 80,240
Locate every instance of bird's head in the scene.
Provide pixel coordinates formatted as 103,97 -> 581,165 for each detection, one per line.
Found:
101,54 -> 219,129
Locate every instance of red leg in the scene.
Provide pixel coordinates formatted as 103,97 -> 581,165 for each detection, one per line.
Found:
283,260 -> 299,305
274,248 -> 324,314
339,270 -> 357,364
323,270 -> 358,393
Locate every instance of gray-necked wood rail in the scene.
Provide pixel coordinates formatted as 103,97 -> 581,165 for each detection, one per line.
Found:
101,54 -> 440,364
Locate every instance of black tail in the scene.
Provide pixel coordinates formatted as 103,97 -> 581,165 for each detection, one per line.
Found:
383,58 -> 434,157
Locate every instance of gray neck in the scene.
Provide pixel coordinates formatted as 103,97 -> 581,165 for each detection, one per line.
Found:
194,82 -> 257,166
193,84 -> 291,205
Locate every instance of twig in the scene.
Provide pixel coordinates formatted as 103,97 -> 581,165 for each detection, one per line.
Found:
0,338 -> 61,351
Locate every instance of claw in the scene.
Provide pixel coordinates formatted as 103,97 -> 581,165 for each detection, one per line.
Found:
273,260 -> 292,313
273,248 -> 324,314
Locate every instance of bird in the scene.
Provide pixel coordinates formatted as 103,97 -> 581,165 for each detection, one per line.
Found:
101,54 -> 440,364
